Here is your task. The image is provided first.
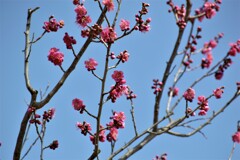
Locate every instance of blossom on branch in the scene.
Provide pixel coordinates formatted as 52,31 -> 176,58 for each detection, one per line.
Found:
183,88 -> 195,102
213,87 -> 224,99
119,19 -> 130,31
101,27 -> 117,43
76,121 -> 92,136
49,140 -> 59,150
63,33 -> 77,49
72,98 -> 85,113
75,4 -> 92,28
48,48 -> 64,66
102,0 -> 114,12
84,58 -> 98,71
43,18 -> 64,32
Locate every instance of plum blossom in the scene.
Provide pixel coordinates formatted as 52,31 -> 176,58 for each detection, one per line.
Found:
100,27 -> 117,43
183,88 -> 195,102
168,87 -> 179,97
84,58 -> 98,71
72,98 -> 85,113
75,5 -> 92,28
63,33 -> 77,49
43,18 -> 64,32
76,121 -> 92,136
48,48 -> 64,66
43,108 -> 56,122
117,50 -> 129,63
232,131 -> 240,143
102,0 -> 114,11
119,19 -> 130,31
111,111 -> 126,129
201,53 -> 213,69
107,127 -> 118,142
90,125 -> 106,144
112,70 -> 124,83
152,79 -> 163,94
213,87 -> 224,99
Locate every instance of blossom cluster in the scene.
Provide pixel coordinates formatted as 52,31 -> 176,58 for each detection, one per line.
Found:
48,48 -> 64,66
101,27 -> 117,43
134,3 -> 151,32
152,79 -> 163,94
84,58 -> 98,71
102,0 -> 114,12
72,98 -> 86,114
63,32 -> 77,49
28,107 -> 56,124
74,4 -> 92,28
43,17 -> 64,32
49,140 -> 59,150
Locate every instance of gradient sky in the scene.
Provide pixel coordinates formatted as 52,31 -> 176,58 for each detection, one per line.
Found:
1,0 -> 240,160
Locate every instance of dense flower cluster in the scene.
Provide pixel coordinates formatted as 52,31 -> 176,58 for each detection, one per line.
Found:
76,121 -> 92,136
74,4 -> 92,28
100,27 -> 117,43
63,33 -> 77,49
183,88 -> 195,102
43,17 -> 64,32
117,50 -> 130,63
49,140 -> 59,150
48,48 -> 64,66
213,87 -> 224,99
84,58 -> 98,71
90,125 -> 106,144
197,96 -> 209,116
134,3 -> 151,32
152,79 -> 163,94
72,98 -> 85,113
102,0 -> 114,12
195,1 -> 221,22
119,19 -> 130,31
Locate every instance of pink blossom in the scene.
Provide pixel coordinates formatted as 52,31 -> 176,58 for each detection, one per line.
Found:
195,9 -> 205,22
213,87 -> 224,99
198,110 -> 207,116
43,108 -> 56,122
63,33 -> 77,49
109,85 -> 128,102
72,98 -> 85,113
90,125 -> 106,144
232,131 -> 240,143
152,79 -> 163,94
204,2 -> 216,19
76,15 -> 92,28
117,50 -> 129,63
74,5 -> 87,16
112,70 -> 124,83
43,18 -> 64,32
119,19 -> 130,31
102,0 -> 114,11
228,41 -> 240,56
208,40 -> 217,48
107,127 -> 118,142
76,121 -> 92,135
101,27 -> 117,43
183,88 -> 195,102
111,111 -> 126,129
198,96 -> 208,107
201,53 -> 213,69
84,58 -> 98,71
48,48 -> 64,66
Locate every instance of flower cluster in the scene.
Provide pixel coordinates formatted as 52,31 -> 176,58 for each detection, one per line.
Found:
117,50 -> 130,63
63,33 -> 77,49
43,17 -> 64,32
76,121 -> 92,136
183,88 -> 195,102
134,3 -> 151,32
102,0 -> 114,12
152,79 -> 163,94
228,39 -> 240,56
106,111 -> 126,142
90,125 -> 106,144
43,108 -> 56,122
119,19 -> 130,31
100,27 -> 117,43
197,96 -> 209,116
110,71 -> 128,102
48,48 -> 64,66
84,58 -> 98,71
72,98 -> 85,114
81,24 -> 102,38
195,1 -> 221,22
49,140 -> 59,150
74,4 -> 92,28
168,87 -> 179,97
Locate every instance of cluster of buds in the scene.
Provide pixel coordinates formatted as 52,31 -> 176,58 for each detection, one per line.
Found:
42,108 -> 55,122
197,96 -> 209,116
43,16 -> 64,32
76,121 -> 92,136
28,107 -> 56,124
152,79 -> 163,94
126,88 -> 137,100
49,140 -> 59,150
134,3 -> 151,32
63,33 -> 77,49
81,24 -> 102,38
117,50 -> 130,63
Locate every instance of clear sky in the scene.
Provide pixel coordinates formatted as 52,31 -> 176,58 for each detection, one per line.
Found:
1,0 -> 240,160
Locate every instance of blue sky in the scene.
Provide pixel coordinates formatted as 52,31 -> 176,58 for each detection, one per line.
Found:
1,0 -> 240,160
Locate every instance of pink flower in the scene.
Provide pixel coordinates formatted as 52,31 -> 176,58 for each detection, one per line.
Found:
72,98 -> 85,113
109,85 -> 128,102
74,5 -> 87,16
183,88 -> 195,102
90,125 -> 106,144
43,18 -> 64,32
101,27 -> 117,43
107,127 -> 118,142
198,110 -> 207,116
63,33 -> 77,49
48,48 -> 64,66
228,41 -> 240,56
117,50 -> 129,63
208,40 -> 217,48
102,0 -> 114,11
119,19 -> 130,31
198,96 -> 208,107
43,108 -> 56,122
213,87 -> 224,99
84,58 -> 98,71
201,53 -> 213,69
112,70 -> 124,83
76,121 -> 92,136
232,131 -> 240,143
203,2 -> 216,19
111,111 -> 126,129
